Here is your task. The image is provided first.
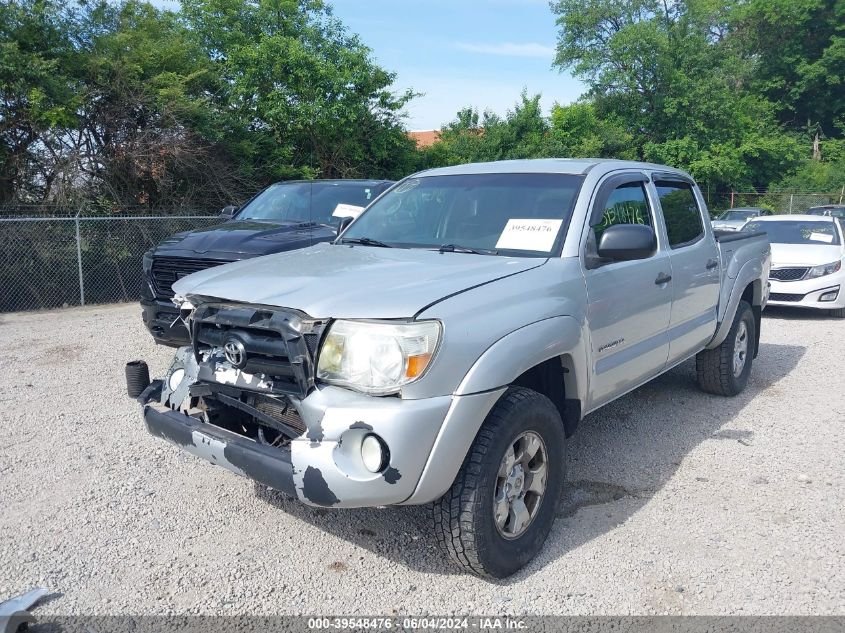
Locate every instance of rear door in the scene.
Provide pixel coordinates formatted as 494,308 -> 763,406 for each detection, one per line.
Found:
582,173 -> 673,410
652,176 -> 720,365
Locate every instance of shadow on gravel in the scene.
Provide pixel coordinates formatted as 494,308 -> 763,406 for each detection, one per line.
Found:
256,342 -> 805,581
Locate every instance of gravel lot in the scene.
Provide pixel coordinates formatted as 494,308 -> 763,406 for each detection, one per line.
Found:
0,302 -> 843,616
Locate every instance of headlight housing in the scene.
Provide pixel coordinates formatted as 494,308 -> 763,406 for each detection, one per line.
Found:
806,260 -> 842,279
317,320 -> 441,395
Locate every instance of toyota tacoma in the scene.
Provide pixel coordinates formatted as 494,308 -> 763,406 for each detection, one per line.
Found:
129,159 -> 771,578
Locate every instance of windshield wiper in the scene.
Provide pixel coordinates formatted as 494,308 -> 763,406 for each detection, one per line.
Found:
437,243 -> 498,255
340,237 -> 393,248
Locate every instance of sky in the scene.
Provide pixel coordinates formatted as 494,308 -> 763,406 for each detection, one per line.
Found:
329,0 -> 586,130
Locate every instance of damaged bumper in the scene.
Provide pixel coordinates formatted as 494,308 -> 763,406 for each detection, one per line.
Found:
143,395 -> 296,498
135,346 -> 461,508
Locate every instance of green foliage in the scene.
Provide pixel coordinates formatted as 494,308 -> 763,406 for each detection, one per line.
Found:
549,102 -> 635,159
548,0 -> 828,192
1,0 -> 843,211
732,0 -> 845,137
0,0 -> 418,209
180,0 -> 416,181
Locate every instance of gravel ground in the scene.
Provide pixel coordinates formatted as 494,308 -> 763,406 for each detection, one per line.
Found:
0,302 -> 843,616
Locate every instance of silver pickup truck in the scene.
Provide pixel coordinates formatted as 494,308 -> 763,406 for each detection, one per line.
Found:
129,159 -> 771,578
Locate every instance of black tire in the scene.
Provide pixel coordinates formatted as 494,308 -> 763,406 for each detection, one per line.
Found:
829,307 -> 845,318
696,300 -> 755,396
432,386 -> 565,579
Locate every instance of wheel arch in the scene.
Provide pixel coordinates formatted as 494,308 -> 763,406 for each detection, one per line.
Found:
707,269 -> 764,352
403,316 -> 588,505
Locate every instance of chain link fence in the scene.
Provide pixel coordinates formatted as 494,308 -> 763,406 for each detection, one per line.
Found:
704,190 -> 845,216
0,213 -> 222,313
1,188 -> 843,314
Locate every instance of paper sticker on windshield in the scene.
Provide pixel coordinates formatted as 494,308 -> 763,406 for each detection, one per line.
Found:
332,203 -> 365,219
809,231 -> 833,243
495,219 -> 563,252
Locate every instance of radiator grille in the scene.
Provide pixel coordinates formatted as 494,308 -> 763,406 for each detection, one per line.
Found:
770,267 -> 808,282
253,395 -> 306,435
150,256 -> 232,297
769,292 -> 805,302
193,303 -> 326,397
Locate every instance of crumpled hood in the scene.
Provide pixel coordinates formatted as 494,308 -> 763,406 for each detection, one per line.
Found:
770,243 -> 843,267
156,220 -> 329,257
172,242 -> 547,318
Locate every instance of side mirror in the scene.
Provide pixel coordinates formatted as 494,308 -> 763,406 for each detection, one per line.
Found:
219,205 -> 238,219
597,224 -> 656,261
336,216 -> 354,234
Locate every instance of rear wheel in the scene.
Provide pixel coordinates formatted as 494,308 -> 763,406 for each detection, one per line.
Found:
696,300 -> 755,396
432,386 -> 565,578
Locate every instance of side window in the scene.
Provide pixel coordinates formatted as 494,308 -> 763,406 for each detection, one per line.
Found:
593,182 -> 652,244
655,180 -> 704,248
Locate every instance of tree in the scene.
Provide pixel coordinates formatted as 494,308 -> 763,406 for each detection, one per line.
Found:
732,0 -> 845,138
548,101 -> 635,158
0,0 -> 77,204
549,0 -> 803,191
435,92 -> 555,165
180,0 -> 417,180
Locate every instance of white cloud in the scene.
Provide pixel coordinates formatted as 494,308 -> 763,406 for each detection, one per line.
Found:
456,42 -> 556,58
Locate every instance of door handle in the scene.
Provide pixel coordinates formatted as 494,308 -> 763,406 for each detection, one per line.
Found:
706,259 -> 719,270
655,272 -> 672,285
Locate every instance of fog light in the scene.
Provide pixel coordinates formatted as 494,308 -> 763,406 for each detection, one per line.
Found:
819,290 -> 838,302
168,368 -> 185,390
361,434 -> 388,473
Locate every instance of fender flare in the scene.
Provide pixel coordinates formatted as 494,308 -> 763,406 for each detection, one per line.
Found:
403,316 -> 588,505
455,315 -> 588,403
707,260 -> 764,349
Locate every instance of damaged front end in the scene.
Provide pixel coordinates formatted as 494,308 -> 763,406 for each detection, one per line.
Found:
134,300 -> 326,500
133,298 -> 457,508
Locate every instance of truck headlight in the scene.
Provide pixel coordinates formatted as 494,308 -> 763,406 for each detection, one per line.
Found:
806,261 -> 842,279
317,320 -> 441,395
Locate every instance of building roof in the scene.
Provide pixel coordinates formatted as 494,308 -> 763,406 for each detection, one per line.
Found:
408,130 -> 441,148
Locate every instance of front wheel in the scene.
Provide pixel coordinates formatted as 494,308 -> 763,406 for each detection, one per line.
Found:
432,386 -> 565,578
696,300 -> 755,396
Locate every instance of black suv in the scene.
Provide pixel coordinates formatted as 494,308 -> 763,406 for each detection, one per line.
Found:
141,179 -> 393,345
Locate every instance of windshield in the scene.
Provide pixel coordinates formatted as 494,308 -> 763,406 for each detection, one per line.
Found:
340,173 -> 584,256
807,206 -> 845,218
719,209 -> 759,221
237,182 -> 381,223
744,220 -> 841,245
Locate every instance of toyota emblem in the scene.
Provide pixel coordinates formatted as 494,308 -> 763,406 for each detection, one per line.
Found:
223,338 -> 247,368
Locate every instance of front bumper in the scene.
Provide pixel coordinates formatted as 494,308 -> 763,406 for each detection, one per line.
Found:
139,279 -> 189,346
767,276 -> 844,310
144,398 -> 296,497
140,297 -> 189,346
135,348 -> 500,507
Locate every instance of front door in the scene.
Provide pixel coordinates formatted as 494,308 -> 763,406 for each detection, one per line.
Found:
583,176 -> 673,411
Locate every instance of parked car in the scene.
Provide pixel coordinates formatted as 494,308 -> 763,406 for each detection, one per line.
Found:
743,215 -> 844,317
128,159 -> 771,578
806,204 -> 845,220
711,207 -> 769,232
140,179 -> 393,345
